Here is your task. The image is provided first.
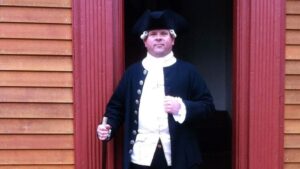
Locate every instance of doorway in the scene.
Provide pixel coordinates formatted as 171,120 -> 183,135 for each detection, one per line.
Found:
125,0 -> 233,169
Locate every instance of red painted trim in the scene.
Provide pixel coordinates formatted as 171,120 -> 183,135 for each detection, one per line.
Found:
72,0 -> 124,169
233,0 -> 285,168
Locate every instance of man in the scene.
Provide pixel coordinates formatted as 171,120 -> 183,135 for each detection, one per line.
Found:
97,10 -> 215,169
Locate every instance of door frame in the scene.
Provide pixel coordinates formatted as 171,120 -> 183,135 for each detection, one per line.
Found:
232,0 -> 285,168
72,0 -> 285,168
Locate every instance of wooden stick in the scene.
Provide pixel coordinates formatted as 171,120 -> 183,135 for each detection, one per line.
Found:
101,117 -> 108,169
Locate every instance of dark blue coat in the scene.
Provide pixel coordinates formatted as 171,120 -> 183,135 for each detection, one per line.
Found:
105,59 -> 215,169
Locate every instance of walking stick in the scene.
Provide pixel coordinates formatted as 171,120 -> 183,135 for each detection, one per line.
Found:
101,117 -> 108,169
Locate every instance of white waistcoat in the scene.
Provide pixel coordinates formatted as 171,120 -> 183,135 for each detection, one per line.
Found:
131,52 -> 186,166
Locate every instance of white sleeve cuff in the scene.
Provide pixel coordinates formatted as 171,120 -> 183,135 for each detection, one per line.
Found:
173,97 -> 187,124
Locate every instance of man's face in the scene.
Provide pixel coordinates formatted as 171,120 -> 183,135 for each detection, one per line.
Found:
143,29 -> 175,57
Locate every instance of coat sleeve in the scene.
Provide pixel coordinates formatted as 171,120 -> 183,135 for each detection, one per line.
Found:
182,69 -> 215,124
104,72 -> 128,139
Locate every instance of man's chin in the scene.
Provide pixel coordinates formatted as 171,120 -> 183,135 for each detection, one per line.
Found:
152,52 -> 168,57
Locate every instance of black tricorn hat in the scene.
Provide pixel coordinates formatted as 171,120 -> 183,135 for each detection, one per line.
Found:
132,9 -> 188,35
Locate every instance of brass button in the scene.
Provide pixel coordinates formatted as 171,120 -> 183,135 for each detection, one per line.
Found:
134,110 -> 138,115
129,149 -> 133,154
139,80 -> 144,85
135,100 -> 139,104
130,140 -> 134,144
143,70 -> 147,75
137,89 -> 142,95
132,130 -> 137,135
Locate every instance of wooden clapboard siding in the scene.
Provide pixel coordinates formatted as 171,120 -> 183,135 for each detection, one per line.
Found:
285,0 -> 300,168
286,60 -> 300,74
286,46 -> 300,59
286,105 -> 300,119
0,103 -> 73,118
285,135 -> 300,148
0,0 -> 71,8
287,30 -> 300,44
0,23 -> 72,40
287,15 -> 300,29
0,135 -> 73,149
0,72 -> 72,87
0,55 -> 72,71
0,119 -> 73,134
285,164 -> 300,169
285,120 -> 300,133
285,149 -> 300,162
0,40 -> 72,55
0,87 -> 72,103
286,90 -> 300,104
0,7 -> 71,24
287,1 -> 300,14
0,166 -> 74,169
286,75 -> 300,89
0,150 -> 74,164
0,1 -> 74,168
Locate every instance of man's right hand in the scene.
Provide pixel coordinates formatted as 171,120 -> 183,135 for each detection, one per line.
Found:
97,124 -> 112,140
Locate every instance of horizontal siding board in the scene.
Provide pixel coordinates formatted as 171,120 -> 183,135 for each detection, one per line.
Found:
286,75 -> 300,90
0,119 -> 73,134
286,45 -> 300,60
285,120 -> 300,133
0,40 -> 72,55
285,105 -> 300,119
0,87 -> 73,103
285,149 -> 300,162
284,164 -> 300,169
0,23 -> 72,40
0,166 -> 74,169
0,7 -> 71,24
287,30 -> 300,44
0,135 -> 73,149
287,1 -> 300,14
0,72 -> 73,87
0,55 -> 72,71
285,135 -> 300,148
0,0 -> 71,8
0,150 -> 74,164
286,90 -> 300,104
287,15 -> 300,30
0,103 -> 73,119
286,61 -> 300,74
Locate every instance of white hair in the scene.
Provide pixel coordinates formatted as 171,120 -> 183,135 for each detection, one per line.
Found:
140,31 -> 148,40
140,29 -> 177,40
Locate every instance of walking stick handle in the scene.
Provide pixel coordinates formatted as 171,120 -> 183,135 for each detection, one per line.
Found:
102,116 -> 108,125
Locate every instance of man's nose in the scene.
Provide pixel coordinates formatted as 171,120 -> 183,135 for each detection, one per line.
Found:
155,35 -> 162,40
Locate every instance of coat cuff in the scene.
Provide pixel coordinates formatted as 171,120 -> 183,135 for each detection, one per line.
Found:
172,97 -> 186,123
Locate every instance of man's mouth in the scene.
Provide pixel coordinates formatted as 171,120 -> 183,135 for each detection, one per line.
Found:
154,44 -> 164,47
